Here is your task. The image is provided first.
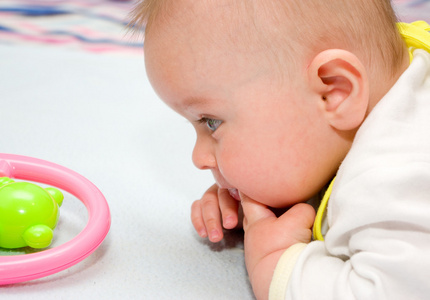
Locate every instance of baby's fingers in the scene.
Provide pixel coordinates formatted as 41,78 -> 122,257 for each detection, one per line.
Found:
191,200 -> 209,238
240,192 -> 275,230
191,184 -> 224,242
279,203 -> 316,232
218,188 -> 240,229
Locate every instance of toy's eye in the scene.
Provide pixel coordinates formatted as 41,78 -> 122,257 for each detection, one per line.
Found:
199,118 -> 222,132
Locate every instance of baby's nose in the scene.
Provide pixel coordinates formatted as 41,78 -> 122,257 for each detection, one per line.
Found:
192,138 -> 217,170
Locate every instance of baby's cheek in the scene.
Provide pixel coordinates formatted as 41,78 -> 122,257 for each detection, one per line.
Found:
217,140 -> 288,200
217,157 -> 248,186
219,161 -> 264,196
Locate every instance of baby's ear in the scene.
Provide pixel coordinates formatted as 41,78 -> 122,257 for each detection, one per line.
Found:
307,49 -> 369,131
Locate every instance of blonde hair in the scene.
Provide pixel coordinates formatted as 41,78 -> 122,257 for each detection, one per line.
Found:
128,0 -> 165,35
129,0 -> 405,77
273,0 -> 405,76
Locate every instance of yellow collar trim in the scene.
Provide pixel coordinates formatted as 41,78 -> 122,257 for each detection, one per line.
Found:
312,21 -> 430,241
397,21 -> 430,62
312,178 -> 335,241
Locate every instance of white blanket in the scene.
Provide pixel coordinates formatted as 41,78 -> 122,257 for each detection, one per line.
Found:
0,44 -> 252,299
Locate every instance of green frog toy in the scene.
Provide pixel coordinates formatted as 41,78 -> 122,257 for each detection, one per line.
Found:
0,177 -> 63,249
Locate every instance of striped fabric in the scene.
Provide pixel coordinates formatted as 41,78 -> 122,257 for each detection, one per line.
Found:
0,0 -> 143,56
0,0 -> 429,56
395,0 -> 430,23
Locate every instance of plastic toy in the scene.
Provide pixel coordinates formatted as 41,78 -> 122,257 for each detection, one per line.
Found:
0,153 -> 110,285
0,177 -> 64,249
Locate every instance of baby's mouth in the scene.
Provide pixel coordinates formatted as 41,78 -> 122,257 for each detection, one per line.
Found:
228,188 -> 241,201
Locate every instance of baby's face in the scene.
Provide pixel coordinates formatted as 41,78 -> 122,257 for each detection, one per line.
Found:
144,1 -> 346,207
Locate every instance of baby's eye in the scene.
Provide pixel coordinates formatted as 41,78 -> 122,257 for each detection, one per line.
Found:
199,118 -> 222,131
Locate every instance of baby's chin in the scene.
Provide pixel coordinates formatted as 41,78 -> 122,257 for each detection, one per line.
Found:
236,190 -> 308,208
226,183 -> 312,207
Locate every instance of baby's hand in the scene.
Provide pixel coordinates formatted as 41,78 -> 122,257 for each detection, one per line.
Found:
241,193 -> 315,300
191,183 -> 240,242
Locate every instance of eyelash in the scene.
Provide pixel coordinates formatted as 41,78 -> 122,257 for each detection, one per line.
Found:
197,117 -> 222,132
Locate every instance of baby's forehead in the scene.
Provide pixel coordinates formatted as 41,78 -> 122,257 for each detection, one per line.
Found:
151,0 -> 281,53
157,0 -> 250,31
143,0 -> 300,86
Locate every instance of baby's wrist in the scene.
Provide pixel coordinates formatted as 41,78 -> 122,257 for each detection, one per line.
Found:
269,243 -> 308,300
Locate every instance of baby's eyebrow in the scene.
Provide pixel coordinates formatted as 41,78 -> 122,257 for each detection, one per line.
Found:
183,97 -> 213,110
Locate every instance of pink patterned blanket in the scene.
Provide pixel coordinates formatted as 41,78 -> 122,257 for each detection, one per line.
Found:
0,0 -> 142,56
0,0 -> 428,56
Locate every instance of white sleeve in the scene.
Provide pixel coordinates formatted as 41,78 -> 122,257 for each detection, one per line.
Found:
280,50 -> 430,300
286,168 -> 430,300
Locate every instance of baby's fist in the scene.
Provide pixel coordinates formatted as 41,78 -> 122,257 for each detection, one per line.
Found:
240,193 -> 315,299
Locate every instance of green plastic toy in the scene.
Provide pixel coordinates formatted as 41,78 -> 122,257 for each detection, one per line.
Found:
0,177 -> 64,249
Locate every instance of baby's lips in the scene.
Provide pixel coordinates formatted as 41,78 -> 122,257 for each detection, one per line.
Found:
228,188 -> 241,201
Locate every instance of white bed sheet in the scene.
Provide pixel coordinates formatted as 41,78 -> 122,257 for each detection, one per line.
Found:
0,44 -> 252,299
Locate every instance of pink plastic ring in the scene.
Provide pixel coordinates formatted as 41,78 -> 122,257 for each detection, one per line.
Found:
0,153 -> 111,284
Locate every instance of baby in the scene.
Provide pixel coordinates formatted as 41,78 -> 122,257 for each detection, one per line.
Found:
130,0 -> 430,299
